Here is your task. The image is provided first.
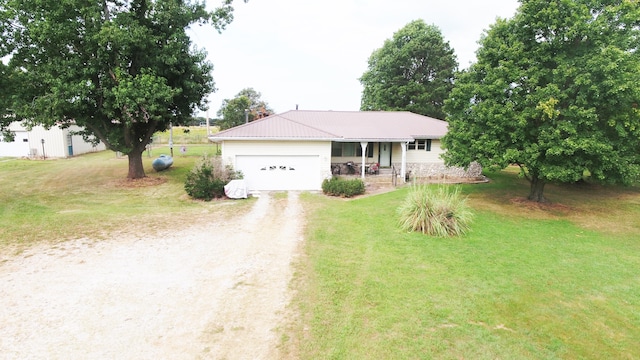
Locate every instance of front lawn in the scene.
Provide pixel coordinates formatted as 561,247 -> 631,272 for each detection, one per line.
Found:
0,146 -> 248,251
290,171 -> 640,359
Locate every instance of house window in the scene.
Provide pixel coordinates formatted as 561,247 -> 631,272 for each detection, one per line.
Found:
408,139 -> 432,151
331,142 -> 342,157
331,142 -> 374,157
343,143 -> 357,157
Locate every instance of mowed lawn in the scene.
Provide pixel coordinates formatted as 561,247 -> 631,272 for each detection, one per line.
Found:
2,150 -> 639,359
292,171 -> 640,359
0,145 -> 243,251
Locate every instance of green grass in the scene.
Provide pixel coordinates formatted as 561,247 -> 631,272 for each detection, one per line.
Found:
2,152 -> 639,358
152,125 -> 219,145
0,145 -> 249,251
291,171 -> 640,359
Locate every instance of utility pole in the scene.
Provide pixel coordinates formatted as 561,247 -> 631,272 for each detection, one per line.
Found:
169,122 -> 173,157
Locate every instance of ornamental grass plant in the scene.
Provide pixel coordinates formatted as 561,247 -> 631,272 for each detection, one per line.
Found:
397,184 -> 473,237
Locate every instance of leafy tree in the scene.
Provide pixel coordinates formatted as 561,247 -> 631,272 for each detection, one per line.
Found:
359,20 -> 457,119
217,88 -> 273,130
442,0 -> 640,202
1,0 -> 245,179
0,63 -> 19,141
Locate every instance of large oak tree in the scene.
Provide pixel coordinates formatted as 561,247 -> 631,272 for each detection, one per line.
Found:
1,0 -> 245,178
442,0 -> 640,202
359,20 -> 457,119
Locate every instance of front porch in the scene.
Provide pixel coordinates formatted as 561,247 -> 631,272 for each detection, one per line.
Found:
330,140 -> 409,184
332,165 -> 403,188
329,140 -> 483,188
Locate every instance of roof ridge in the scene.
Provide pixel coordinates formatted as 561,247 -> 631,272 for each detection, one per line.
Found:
278,113 -> 342,138
281,109 -> 409,114
212,114 -> 274,136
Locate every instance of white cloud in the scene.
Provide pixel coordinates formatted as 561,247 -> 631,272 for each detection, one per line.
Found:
190,0 -> 520,116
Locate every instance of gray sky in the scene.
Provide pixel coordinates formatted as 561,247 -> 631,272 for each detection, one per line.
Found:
189,0 -> 520,117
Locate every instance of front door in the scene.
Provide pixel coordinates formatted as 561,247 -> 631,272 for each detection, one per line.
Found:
379,142 -> 391,167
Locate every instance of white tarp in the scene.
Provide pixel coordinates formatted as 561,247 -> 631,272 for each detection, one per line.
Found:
224,179 -> 248,199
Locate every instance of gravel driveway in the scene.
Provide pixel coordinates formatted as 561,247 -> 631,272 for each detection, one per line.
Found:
0,191 -> 303,359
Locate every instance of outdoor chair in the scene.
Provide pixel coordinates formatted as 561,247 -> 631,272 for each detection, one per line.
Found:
368,162 -> 379,175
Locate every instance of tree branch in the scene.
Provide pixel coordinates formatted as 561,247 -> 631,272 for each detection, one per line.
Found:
517,163 -> 532,182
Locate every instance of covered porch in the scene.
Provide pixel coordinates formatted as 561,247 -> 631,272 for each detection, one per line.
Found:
330,141 -> 409,182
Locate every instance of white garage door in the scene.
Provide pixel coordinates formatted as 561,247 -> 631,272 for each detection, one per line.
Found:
236,155 -> 320,191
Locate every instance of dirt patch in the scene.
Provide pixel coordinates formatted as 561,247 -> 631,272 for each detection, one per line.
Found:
0,191 -> 303,359
509,197 -> 573,214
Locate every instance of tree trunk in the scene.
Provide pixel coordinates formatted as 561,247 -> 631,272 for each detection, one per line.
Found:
127,149 -> 146,179
528,176 -> 547,203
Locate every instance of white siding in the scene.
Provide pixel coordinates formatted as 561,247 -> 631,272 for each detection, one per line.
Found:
392,140 -> 445,164
0,131 -> 31,157
67,126 -> 106,155
26,125 -> 67,158
1,122 -> 106,158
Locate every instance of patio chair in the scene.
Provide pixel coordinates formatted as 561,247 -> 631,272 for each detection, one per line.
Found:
368,162 -> 379,175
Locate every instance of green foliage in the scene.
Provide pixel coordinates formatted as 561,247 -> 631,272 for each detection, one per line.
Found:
442,0 -> 640,202
0,63 -> 17,136
1,0 -> 245,178
397,185 -> 473,237
321,177 -> 365,198
184,155 -> 242,201
217,88 -> 274,130
359,20 -> 457,119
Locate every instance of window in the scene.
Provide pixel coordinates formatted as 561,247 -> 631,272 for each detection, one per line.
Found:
408,139 -> 432,151
343,143 -> 357,157
331,142 -> 374,157
331,142 -> 342,157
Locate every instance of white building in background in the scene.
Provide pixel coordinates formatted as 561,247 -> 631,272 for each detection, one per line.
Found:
0,122 -> 106,158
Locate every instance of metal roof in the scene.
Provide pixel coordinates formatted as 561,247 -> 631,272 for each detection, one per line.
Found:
209,110 -> 448,142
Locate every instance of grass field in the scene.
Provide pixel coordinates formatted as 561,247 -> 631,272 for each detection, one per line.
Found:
290,170 -> 640,359
2,149 -> 639,358
152,125 -> 218,145
0,145 -> 248,252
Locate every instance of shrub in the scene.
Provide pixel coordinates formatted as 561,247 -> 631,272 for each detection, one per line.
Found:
184,155 -> 243,201
397,185 -> 473,237
322,177 -> 365,197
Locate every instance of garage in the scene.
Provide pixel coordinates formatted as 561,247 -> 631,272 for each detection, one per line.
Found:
235,155 -> 321,191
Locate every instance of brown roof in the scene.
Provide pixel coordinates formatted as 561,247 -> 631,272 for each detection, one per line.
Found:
209,110 -> 448,142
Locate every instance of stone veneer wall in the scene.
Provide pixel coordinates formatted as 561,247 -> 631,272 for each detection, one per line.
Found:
398,161 -> 483,179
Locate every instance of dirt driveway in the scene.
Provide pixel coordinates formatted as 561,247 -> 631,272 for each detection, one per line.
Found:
0,191 -> 303,359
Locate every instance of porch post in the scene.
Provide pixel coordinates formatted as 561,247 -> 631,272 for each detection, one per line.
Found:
360,142 -> 368,180
401,142 -> 407,183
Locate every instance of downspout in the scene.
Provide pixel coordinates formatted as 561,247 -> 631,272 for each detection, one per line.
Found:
360,141 -> 368,180
401,141 -> 408,183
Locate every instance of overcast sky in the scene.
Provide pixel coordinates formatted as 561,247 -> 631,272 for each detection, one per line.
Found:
189,0 -> 521,117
